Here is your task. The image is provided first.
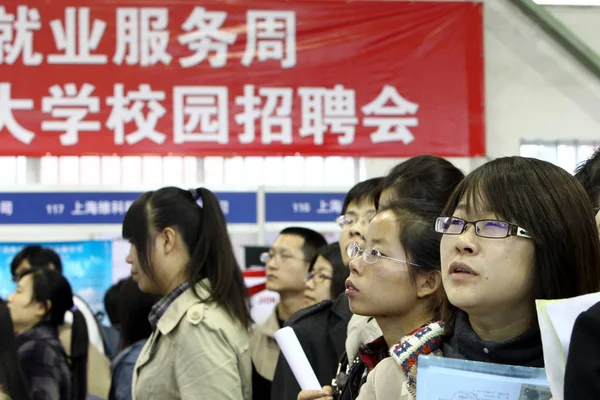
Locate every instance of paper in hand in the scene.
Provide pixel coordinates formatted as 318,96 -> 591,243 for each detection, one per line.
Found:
536,292 -> 600,400
274,327 -> 322,391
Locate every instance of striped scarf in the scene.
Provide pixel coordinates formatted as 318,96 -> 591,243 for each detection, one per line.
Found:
389,321 -> 445,397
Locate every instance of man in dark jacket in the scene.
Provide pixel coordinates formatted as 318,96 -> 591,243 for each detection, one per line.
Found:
271,178 -> 382,400
564,301 -> 600,400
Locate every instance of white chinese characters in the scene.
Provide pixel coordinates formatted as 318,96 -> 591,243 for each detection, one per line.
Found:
316,199 -> 343,215
113,8 -> 172,66
48,7 -> 107,64
219,200 -> 230,215
178,7 -> 236,68
363,85 -> 419,144
236,85 -> 293,145
2,82 -> 421,147
173,86 -> 229,144
242,11 -> 296,68
41,83 -> 101,146
106,84 -> 167,145
0,200 -> 13,216
0,83 -> 35,144
0,5 -> 42,65
71,200 -> 134,216
298,85 -> 358,145
1,7 -> 300,68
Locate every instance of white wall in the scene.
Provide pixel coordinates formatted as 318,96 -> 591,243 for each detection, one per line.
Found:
362,1 -> 600,179
548,6 -> 600,54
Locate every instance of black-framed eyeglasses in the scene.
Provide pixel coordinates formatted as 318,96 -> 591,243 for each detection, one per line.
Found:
434,217 -> 532,239
346,242 -> 421,267
304,272 -> 332,284
260,251 -> 310,264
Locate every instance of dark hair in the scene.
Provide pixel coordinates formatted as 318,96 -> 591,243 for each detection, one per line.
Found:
122,187 -> 252,329
19,268 -> 88,400
30,248 -> 63,273
308,242 -> 348,299
379,199 -> 445,319
383,155 -> 464,206
574,147 -> 600,207
0,300 -> 30,400
10,245 -> 42,277
279,227 -> 327,261
118,278 -> 160,350
342,177 -> 384,214
442,157 -> 600,330
104,280 -> 124,327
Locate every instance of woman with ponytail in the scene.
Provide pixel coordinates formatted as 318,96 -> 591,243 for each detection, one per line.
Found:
122,187 -> 252,400
0,299 -> 29,400
7,268 -> 89,400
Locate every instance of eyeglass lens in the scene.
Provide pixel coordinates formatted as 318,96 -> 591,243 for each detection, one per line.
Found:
436,217 -> 511,238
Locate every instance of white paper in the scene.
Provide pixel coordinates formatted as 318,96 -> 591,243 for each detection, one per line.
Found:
536,299 -> 564,400
536,292 -> 600,400
546,292 -> 600,357
274,326 -> 322,391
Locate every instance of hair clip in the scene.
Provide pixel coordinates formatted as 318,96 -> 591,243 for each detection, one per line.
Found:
189,188 -> 199,200
189,188 -> 203,208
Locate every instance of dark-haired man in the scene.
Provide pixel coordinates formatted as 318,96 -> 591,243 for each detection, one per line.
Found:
271,177 -> 383,400
251,227 -> 327,400
11,245 -> 44,280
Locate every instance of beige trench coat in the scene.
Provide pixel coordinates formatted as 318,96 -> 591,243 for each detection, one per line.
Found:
132,280 -> 252,400
250,308 -> 281,381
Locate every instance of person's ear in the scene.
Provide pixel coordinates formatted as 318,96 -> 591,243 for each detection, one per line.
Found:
161,227 -> 177,255
48,263 -> 56,271
415,270 -> 442,298
35,300 -> 51,319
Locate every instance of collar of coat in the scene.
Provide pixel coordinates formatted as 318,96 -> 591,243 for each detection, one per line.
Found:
256,307 -> 281,338
154,279 -> 212,335
389,321 -> 445,395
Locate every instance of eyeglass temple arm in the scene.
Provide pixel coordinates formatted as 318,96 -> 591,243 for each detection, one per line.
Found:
511,225 -> 531,238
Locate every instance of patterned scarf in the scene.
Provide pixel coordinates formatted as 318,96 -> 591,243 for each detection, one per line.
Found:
389,321 -> 445,397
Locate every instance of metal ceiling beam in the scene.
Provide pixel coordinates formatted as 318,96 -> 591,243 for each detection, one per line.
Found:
507,0 -> 600,81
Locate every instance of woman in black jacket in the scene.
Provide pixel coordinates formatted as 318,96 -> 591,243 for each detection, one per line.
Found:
0,299 -> 29,400
8,268 -> 88,400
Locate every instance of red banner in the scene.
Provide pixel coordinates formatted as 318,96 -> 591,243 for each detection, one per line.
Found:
0,1 -> 484,157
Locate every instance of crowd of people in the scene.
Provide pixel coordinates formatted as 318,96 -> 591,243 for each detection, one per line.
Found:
2,153 -> 600,400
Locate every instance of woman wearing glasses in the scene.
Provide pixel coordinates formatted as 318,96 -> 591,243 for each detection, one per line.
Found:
299,199 -> 445,400
353,157 -> 600,400
438,157 -> 600,367
304,243 -> 348,307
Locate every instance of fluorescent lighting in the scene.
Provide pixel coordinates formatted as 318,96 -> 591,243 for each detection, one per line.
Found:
534,0 -> 600,5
